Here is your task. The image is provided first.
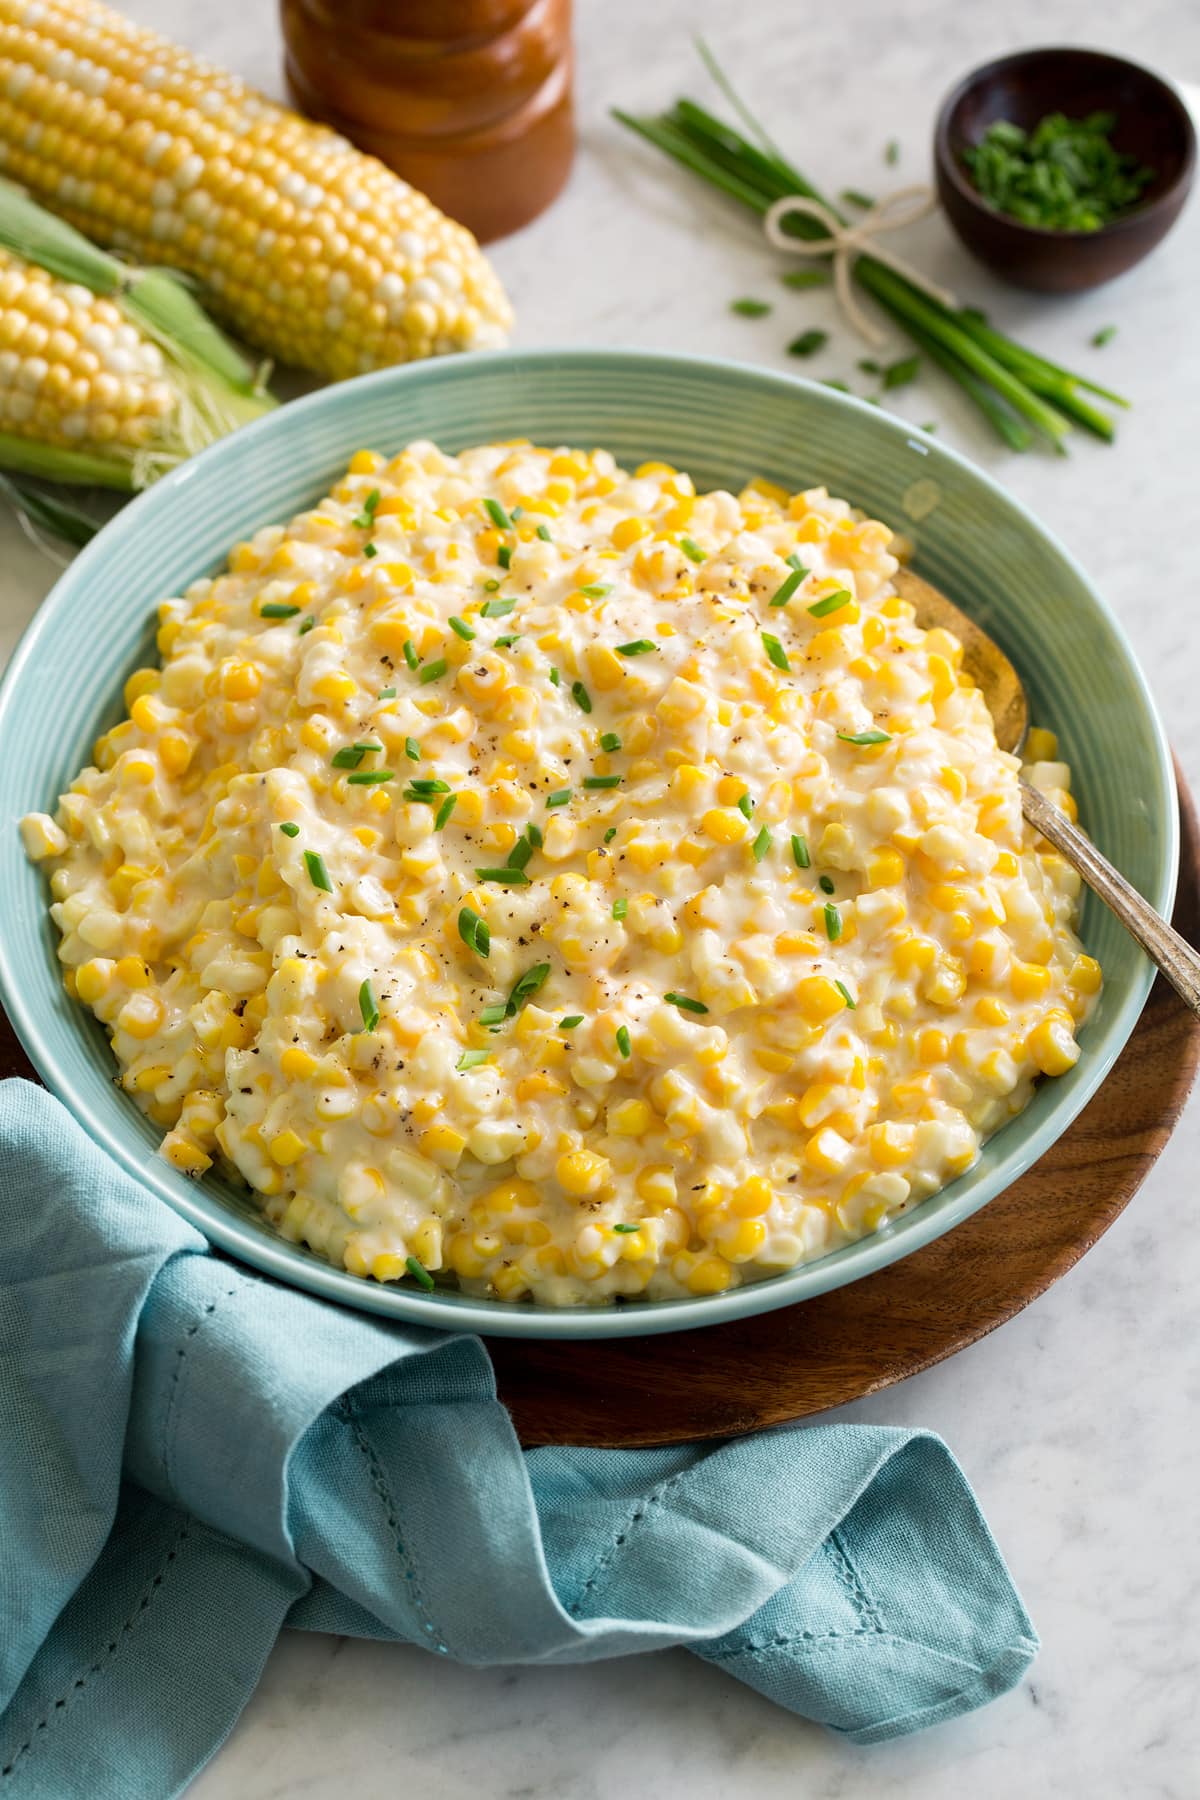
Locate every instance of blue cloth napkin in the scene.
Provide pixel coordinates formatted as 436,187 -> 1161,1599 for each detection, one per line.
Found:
0,1079 -> 1037,1797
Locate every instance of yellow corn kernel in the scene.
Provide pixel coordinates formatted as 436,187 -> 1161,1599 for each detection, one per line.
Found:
312,670 -> 357,704
446,1231 -> 489,1279
586,644 -> 625,691
1068,954 -> 1102,996
701,807 -> 748,845
794,975 -> 846,1025
608,1098 -> 653,1136
269,1130 -> 307,1167
917,1027 -> 948,1065
686,1256 -> 733,1295
116,992 -> 164,1039
1026,1012 -> 1080,1077
611,516 -> 651,550
718,1218 -> 767,1261
1011,961 -> 1053,1001
1025,727 -> 1059,762
75,958 -> 115,1005
161,1131 -> 213,1177
114,955 -> 151,989
280,1047 -> 317,1081
516,1072 -> 566,1102
731,1175 -> 774,1218
556,1149 -> 612,1196
975,996 -> 1010,1027
634,1165 -> 675,1207
123,667 -> 159,710
421,1124 -> 466,1170
866,847 -> 905,889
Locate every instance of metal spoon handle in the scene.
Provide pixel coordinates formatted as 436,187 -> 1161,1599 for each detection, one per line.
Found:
1020,779 -> 1200,1017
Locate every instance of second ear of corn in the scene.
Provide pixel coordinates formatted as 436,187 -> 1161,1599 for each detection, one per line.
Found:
0,0 -> 514,383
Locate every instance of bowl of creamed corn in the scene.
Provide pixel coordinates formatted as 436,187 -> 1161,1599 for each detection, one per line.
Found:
0,351 -> 1177,1337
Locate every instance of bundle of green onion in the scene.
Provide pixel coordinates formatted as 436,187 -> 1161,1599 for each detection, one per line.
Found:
613,47 -> 1127,452
0,178 -> 274,494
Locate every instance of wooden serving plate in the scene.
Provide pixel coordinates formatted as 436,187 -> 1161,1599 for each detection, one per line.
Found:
4,774 -> 1197,1449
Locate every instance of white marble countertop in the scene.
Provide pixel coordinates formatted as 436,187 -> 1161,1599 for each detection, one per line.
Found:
3,0 -> 1199,1794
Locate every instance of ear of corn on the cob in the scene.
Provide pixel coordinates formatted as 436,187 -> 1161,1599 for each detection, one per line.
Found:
0,175 -> 274,488
0,0 -> 513,382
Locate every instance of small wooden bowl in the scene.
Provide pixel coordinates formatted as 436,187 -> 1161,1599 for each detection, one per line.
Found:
934,47 -> 1196,292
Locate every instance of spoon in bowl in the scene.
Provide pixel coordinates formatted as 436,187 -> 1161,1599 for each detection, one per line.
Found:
895,567 -> 1200,1015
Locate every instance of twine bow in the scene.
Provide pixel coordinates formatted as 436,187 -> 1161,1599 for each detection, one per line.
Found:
764,186 -> 957,348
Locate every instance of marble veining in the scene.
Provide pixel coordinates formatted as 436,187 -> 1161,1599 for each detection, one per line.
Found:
2,0 -> 1198,1793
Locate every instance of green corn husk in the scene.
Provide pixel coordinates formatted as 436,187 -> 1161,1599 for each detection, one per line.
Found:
0,178 -> 275,492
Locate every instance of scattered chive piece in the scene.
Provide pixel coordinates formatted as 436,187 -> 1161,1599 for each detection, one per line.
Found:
612,897 -> 628,921
508,963 -> 551,1012
404,736 -> 421,761
822,378 -> 851,393
584,774 -> 621,789
278,821 -> 300,838
346,770 -> 394,786
858,358 -> 883,375
449,615 -> 475,640
791,832 -> 811,869
835,979 -> 857,1009
536,523 -> 553,542
406,1255 -> 436,1290
363,542 -> 378,558
484,497 -> 512,530
599,731 -> 622,752
807,588 -> 853,618
379,686 -> 397,700
615,1025 -> 631,1059
886,139 -> 900,165
298,616 -> 316,635
402,639 -> 419,671
434,794 -> 457,829
664,992 -> 708,1014
331,744 -> 368,769
781,268 -> 832,289
526,822 -> 543,849
510,506 -> 524,522
617,639 -> 656,656
604,827 -> 617,844
1092,324 -> 1118,347
680,535 -> 706,562
483,578 -> 501,593
769,564 -> 806,607
788,329 -> 829,358
458,907 -> 490,959
549,667 -> 561,686
823,902 -> 842,941
762,630 -> 791,671
737,793 -> 755,819
418,658 -> 447,685
495,634 -> 522,648
351,488 -> 380,529
920,421 -> 938,433
883,353 -> 921,390
752,825 -> 772,861
841,188 -> 875,209
559,1015 -> 584,1029
507,836 -> 534,871
260,601 -> 300,619
304,850 -> 332,892
475,867 -> 531,885
481,596 -> 516,618
838,728 -> 892,746
571,679 -> 592,714
479,1003 -> 509,1027
406,777 -> 450,793
497,544 -> 513,570
731,296 -> 772,316
456,1050 -> 491,1072
819,874 -> 835,894
579,583 -> 614,599
546,788 -> 572,809
358,978 -> 380,1032
612,1223 -> 640,1234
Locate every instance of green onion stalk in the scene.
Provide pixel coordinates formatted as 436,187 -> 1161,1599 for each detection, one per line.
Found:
612,44 -> 1128,452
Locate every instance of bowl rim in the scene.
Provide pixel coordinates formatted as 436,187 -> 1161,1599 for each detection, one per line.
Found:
934,43 -> 1198,245
0,345 -> 1179,1339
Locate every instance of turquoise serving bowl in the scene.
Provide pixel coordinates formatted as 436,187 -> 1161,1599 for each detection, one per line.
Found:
0,350 -> 1177,1339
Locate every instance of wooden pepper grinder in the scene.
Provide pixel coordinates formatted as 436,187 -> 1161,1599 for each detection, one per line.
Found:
280,0 -> 574,243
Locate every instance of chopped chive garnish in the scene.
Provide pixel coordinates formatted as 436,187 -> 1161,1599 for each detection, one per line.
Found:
680,536 -> 706,563
332,744 -> 368,768
615,1025 -> 631,1059
434,794 -> 457,829
819,874 -> 835,894
617,639 -> 656,656
404,736 -> 421,761
599,731 -> 622,752
456,1049 -> 492,1071
1092,325 -> 1118,347
479,1003 -> 509,1026
807,588 -> 853,618
858,358 -> 883,376
882,353 -> 921,391
481,596 -> 516,618
782,268 -> 832,289
497,544 -> 513,571
458,907 -> 490,959
507,836 -> 534,871
495,634 -> 522,649
510,506 -> 524,522
788,329 -> 829,358
546,788 -> 572,809
260,601 -> 300,618
358,978 -> 380,1033
579,583 -> 614,599
475,867 -> 531,885
418,659 -> 447,685
298,616 -> 316,635
762,631 -> 791,671
536,523 -> 553,542
482,578 -> 501,593
278,821 -> 300,838
584,774 -> 621,789
603,827 -> 617,843
526,822 -> 543,849
612,897 -> 628,921
379,686 -> 397,700
886,138 -> 900,165
823,902 -> 842,941
835,980 -> 857,1009
559,1014 -> 584,1029
402,639 -> 418,670
769,565 -> 807,607
304,850 -> 332,892
351,489 -> 381,529
508,963 -> 551,1011
731,296 -> 772,316
737,793 -> 755,819
549,667 -> 561,686
837,728 -> 892,746
449,615 -> 475,640
405,1254 -> 436,1290
752,825 -> 772,861
612,1223 -> 640,1234
406,777 -> 449,793
363,542 -> 378,558
571,679 -> 592,714
791,833 -> 810,869
346,769 -> 394,786
822,378 -> 851,392
841,188 -> 875,209
664,992 -> 708,1014
484,497 -> 512,530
